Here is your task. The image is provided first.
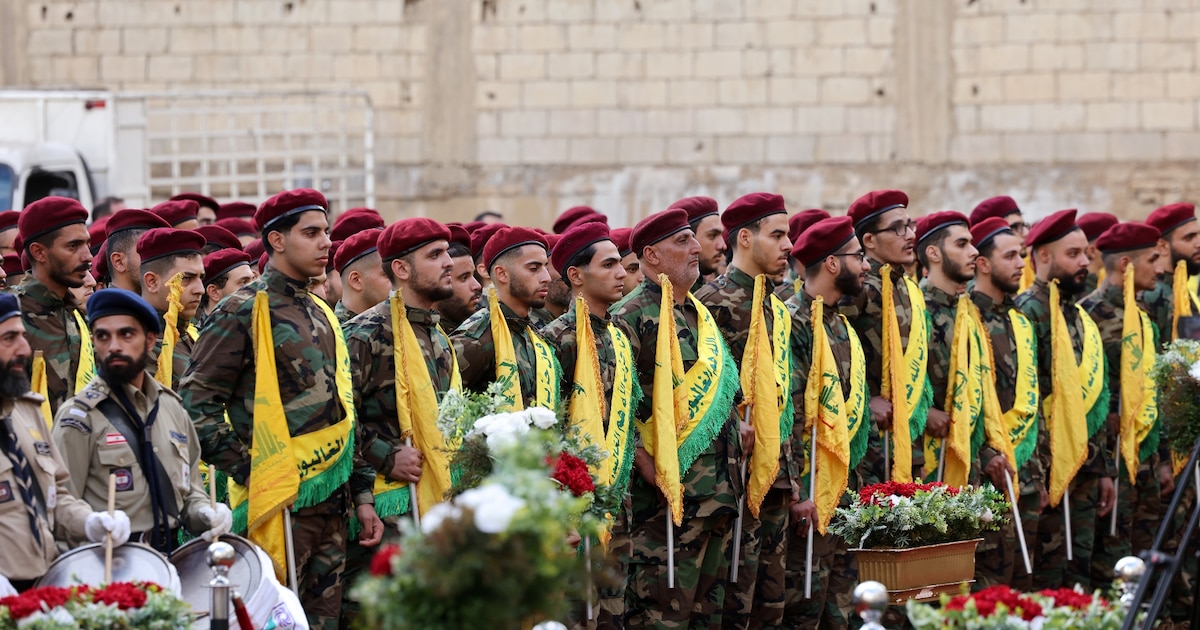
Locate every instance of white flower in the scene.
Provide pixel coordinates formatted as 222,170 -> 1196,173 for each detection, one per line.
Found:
457,484 -> 526,533
470,412 -> 534,450
526,406 -> 558,430
532,623 -> 568,630
980,508 -> 994,523
1189,360 -> 1200,382
421,502 -> 462,534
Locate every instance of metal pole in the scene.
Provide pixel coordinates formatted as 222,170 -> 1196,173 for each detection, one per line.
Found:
730,405 -> 751,583
1004,472 -> 1032,575
937,439 -> 946,483
1063,487 -> 1074,562
883,430 -> 890,481
407,437 -> 421,528
1111,436 -> 1120,538
282,508 -> 299,594
667,517 -> 675,589
805,421 -> 817,599
584,537 -> 593,620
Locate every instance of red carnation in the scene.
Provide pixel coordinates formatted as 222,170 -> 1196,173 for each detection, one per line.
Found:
370,544 -> 403,577
1039,588 -> 1101,611
93,582 -> 148,610
549,453 -> 595,497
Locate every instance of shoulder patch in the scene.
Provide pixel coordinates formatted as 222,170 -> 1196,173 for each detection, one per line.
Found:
169,430 -> 188,444
58,416 -> 92,434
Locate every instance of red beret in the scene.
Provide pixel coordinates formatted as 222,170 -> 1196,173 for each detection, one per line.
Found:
195,225 -> 242,252
544,233 -> 562,251
793,216 -> 856,268
244,238 -> 265,261
88,216 -> 110,251
970,196 -> 1021,225
150,199 -> 200,227
448,224 -> 471,249
105,209 -> 170,239
915,211 -> 970,246
2,253 -> 23,277
483,226 -> 548,270
331,208 -> 385,242
93,242 -> 108,279
379,217 -> 451,262
970,217 -> 1014,249
203,248 -> 252,282
722,193 -> 787,239
216,217 -> 256,237
19,196 -> 89,243
170,192 -> 220,212
551,221 -> 612,275
470,223 -> 507,260
631,208 -> 691,255
788,209 -> 830,245
137,227 -> 206,264
553,206 -> 608,234
611,227 -> 633,257
848,190 -> 908,229
335,229 -> 382,272
258,252 -> 269,275
326,240 -> 341,272
255,188 -> 327,233
1147,202 -> 1196,236
216,201 -> 257,222
1095,222 -> 1161,254
1025,209 -> 1080,248
0,212 -> 18,233
668,196 -> 720,225
1076,212 -> 1120,242
463,221 -> 486,233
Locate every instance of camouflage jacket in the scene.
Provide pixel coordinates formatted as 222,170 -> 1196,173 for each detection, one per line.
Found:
920,281 -> 959,411
695,265 -> 797,492
145,312 -> 196,391
610,278 -> 741,518
1015,278 -> 1115,477
345,298 -> 456,477
334,300 -> 358,327
15,277 -> 84,415
1141,268 -> 1198,347
541,299 -> 619,412
840,257 -> 916,397
452,299 -> 552,406
529,307 -> 557,331
179,268 -> 374,508
970,289 -> 1047,495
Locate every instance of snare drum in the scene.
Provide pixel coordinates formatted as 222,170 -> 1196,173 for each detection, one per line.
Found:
171,534 -> 305,630
36,541 -> 181,594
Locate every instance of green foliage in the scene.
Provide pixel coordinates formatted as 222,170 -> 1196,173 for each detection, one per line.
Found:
828,482 -> 1008,550
1152,339 -> 1200,458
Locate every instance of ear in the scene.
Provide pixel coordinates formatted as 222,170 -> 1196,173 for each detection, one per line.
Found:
145,330 -> 158,351
642,246 -> 659,268
860,232 -> 877,253
266,230 -> 285,255
205,283 -> 222,303
110,251 -> 126,274
492,264 -> 509,286
392,258 -> 412,283
975,255 -> 993,277
1034,244 -> 1051,265
346,269 -> 364,292
565,265 -> 585,288
143,271 -> 160,294
475,261 -> 490,281
924,243 -> 942,265
28,241 -> 48,265
737,227 -> 752,250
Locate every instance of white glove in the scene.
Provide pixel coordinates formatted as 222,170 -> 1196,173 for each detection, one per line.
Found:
85,510 -> 132,546
198,503 -> 233,541
0,574 -> 16,597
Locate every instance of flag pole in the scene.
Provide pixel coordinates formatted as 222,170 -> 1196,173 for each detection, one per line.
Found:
667,517 -> 675,589
1063,486 -> 1073,562
805,421 -> 817,599
730,405 -> 751,583
1110,436 -> 1119,537
883,430 -> 890,481
282,508 -> 299,594
584,537 -> 594,620
105,473 -> 116,583
937,439 -> 946,483
406,437 -> 421,528
1004,472 -> 1032,575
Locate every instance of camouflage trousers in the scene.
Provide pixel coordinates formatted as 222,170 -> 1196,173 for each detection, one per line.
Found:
976,486 -> 1041,592
291,507 -> 350,630
783,529 -> 853,630
722,487 -> 791,629
341,513 -> 403,629
1092,464 -> 1160,585
1032,472 -> 1100,591
571,511 -> 631,630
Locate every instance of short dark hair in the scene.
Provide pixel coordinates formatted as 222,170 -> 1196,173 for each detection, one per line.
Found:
474,211 -> 503,222
916,230 -> 953,269
107,227 -> 147,257
263,214 -> 302,255
200,242 -> 226,256
726,219 -> 762,254
490,246 -> 524,274
141,252 -> 201,280
854,215 -> 884,242
448,242 -> 471,259
563,243 -> 599,275
976,238 -> 998,260
92,196 -> 123,222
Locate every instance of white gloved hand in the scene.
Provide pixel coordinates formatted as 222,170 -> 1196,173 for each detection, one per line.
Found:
85,510 -> 132,546
198,503 -> 233,541
0,574 -> 17,597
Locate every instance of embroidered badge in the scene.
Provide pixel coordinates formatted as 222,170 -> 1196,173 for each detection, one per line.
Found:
0,481 -> 12,503
33,441 -> 51,456
59,418 -> 91,434
169,431 -> 188,444
112,468 -> 134,492
105,433 -> 127,446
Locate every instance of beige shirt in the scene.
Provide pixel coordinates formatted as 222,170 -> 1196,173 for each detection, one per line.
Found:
0,393 -> 91,581
52,375 -> 209,541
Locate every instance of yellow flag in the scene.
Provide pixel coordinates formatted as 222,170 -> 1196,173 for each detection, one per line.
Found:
1045,280 -> 1088,506
391,292 -> 454,512
1019,253 -> 1035,293
1120,264 -> 1157,485
643,274 -> 686,526
975,305 -> 1018,487
880,266 -> 913,482
155,273 -> 184,388
741,274 -> 782,518
1172,259 -> 1194,342
805,296 -> 850,534
938,295 -> 980,488
71,310 -> 95,394
1096,266 -> 1106,288
248,291 -> 300,582
31,350 -> 53,428
487,287 -> 524,412
568,294 -> 607,476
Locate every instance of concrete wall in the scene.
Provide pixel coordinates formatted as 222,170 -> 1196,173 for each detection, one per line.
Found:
7,0 -> 1200,226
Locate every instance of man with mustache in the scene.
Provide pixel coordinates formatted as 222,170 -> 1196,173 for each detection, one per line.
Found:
1079,222 -> 1169,585
968,217 -> 1046,592
783,216 -> 870,628
332,229 -> 390,325
1142,203 -> 1200,345
137,228 -> 207,391
670,196 -> 727,292
52,289 -> 229,553
15,197 -> 96,416
435,226 -> 481,333
1015,209 -> 1116,591
453,226 -> 561,407
694,192 -> 794,629
104,210 -> 172,296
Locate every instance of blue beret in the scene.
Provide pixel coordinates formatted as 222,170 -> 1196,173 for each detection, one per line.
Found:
0,293 -> 19,324
86,288 -> 161,335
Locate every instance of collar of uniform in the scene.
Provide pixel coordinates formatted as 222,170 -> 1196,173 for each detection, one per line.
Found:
1099,280 -> 1124,306
496,299 -> 531,332
154,308 -> 191,332
407,303 -> 441,329
920,280 -> 958,308
261,268 -> 309,298
564,297 -> 611,333
866,256 -> 904,281
797,288 -> 839,326
724,265 -> 757,291
638,277 -> 697,313
18,275 -> 76,310
95,375 -> 159,416
969,289 -> 1013,313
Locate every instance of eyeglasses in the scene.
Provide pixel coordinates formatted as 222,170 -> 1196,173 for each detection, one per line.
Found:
871,220 -> 916,237
833,251 -> 867,262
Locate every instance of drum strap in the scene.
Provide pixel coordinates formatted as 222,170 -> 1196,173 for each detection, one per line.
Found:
99,384 -> 179,553
1,413 -> 48,548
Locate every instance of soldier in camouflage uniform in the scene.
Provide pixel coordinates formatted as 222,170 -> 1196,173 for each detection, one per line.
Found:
1142,203 -> 1200,346
452,227 -> 557,406
103,209 -> 171,296
611,208 -> 743,629
1077,213 -> 1119,297
137,228 -> 205,391
331,229 -> 390,326
666,197 -> 725,293
435,235 -> 482,334
1015,209 -> 1116,591
14,196 -> 95,416
969,218 -> 1047,592
541,222 -> 632,629
783,216 -> 870,629
180,189 -> 383,630
1079,222 -> 1169,585
694,193 -> 796,629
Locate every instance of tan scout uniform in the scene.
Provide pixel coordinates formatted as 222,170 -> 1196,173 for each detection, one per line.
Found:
51,377 -> 208,545
0,392 -> 92,582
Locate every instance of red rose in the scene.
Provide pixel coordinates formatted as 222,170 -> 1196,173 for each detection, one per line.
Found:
370,544 -> 403,577
93,582 -> 148,610
1038,588 -> 1100,611
550,453 -> 596,497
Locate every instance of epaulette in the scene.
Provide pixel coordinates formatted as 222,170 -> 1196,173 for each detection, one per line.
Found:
66,382 -> 110,412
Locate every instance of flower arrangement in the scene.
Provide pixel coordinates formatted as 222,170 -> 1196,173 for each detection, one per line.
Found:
352,426 -> 612,629
1151,339 -> 1200,467
906,585 -> 1130,629
828,481 -> 1008,549
0,581 -> 191,629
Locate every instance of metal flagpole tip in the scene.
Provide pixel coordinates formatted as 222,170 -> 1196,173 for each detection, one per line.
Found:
207,541 -> 236,576
1115,555 -> 1147,582
854,580 -> 889,628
